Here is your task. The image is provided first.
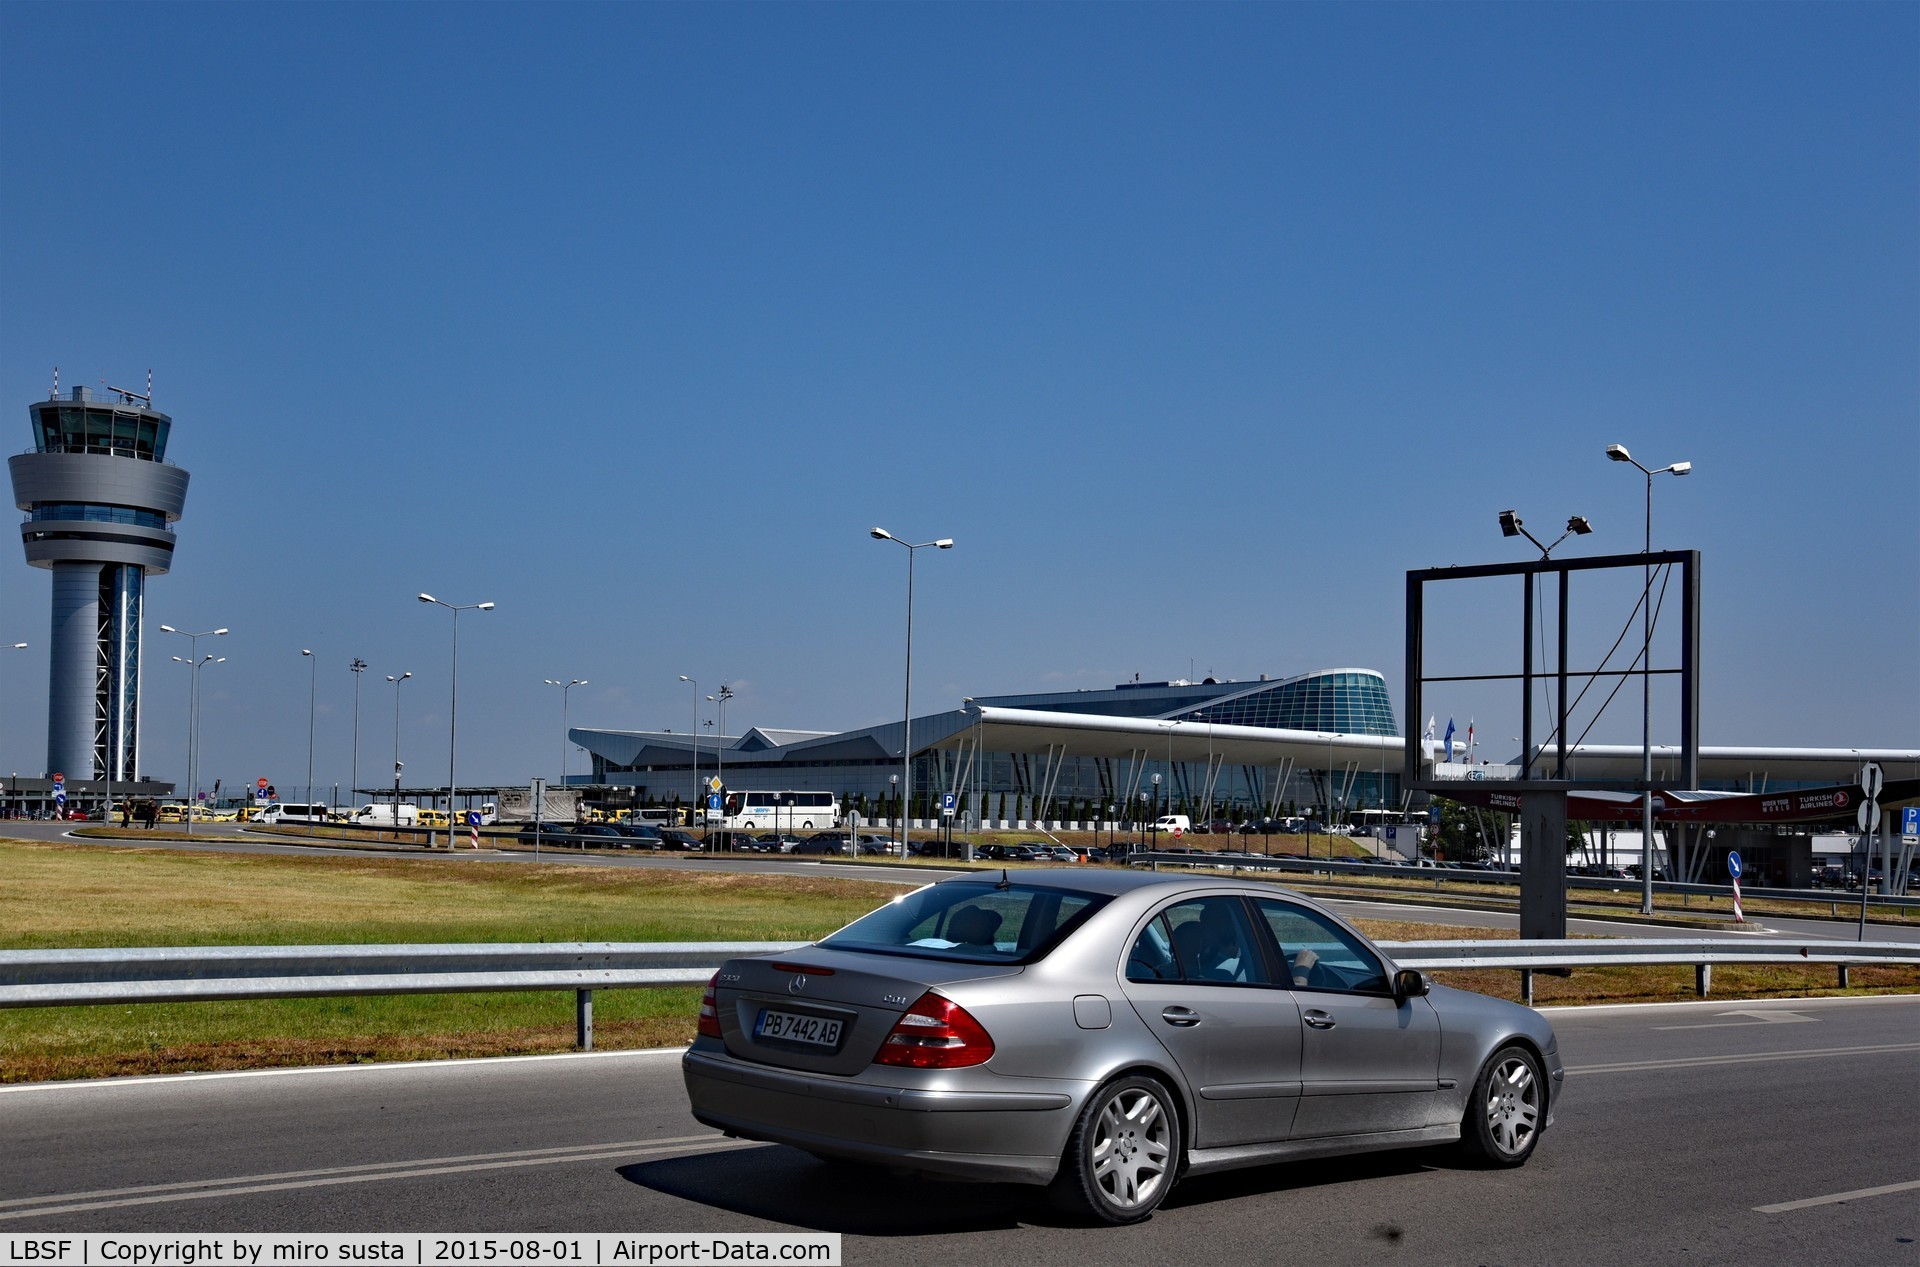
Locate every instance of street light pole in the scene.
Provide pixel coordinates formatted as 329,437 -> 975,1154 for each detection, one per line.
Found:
545,679 -> 587,789
301,649 -> 317,807
387,672 -> 411,825
707,684 -> 733,835
679,675 -> 699,821
349,659 -> 368,803
159,625 -> 227,834
869,529 -> 954,857
171,653 -> 224,829
419,594 -> 495,848
1606,445 -> 1692,915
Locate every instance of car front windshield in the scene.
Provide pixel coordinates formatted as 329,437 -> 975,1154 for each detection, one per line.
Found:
821,881 -> 1109,964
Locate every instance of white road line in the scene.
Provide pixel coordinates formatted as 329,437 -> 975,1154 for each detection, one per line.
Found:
1755,1178 -> 1920,1214
1568,1041 -> 1920,1076
0,1045 -> 691,1094
0,1134 -> 724,1210
0,1135 -> 759,1221
1542,992 -> 1920,1017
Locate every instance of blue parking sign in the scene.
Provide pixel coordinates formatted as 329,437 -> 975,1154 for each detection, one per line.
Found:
1904,806 -> 1919,836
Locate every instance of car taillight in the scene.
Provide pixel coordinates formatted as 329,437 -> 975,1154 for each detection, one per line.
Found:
872,993 -> 994,1068
698,973 -> 722,1039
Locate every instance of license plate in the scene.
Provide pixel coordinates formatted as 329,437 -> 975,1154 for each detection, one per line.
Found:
755,1008 -> 844,1048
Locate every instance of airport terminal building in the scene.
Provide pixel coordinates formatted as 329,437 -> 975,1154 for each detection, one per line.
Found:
573,668 -> 1407,823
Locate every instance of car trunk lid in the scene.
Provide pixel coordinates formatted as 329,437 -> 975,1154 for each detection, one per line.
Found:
712,946 -> 1020,1076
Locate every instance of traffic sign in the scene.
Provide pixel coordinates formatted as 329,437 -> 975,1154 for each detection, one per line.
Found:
1859,762 -> 1884,800
465,811 -> 481,827
1904,806 -> 1919,836
1726,850 -> 1743,879
1858,798 -> 1881,834
941,793 -> 957,817
51,773 -> 64,785
707,793 -> 722,810
708,777 -> 723,793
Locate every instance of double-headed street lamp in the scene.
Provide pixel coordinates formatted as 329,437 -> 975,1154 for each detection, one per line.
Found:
1606,444 -> 1692,915
678,676 -> 700,816
349,659 -> 368,802
170,652 -> 224,831
707,684 -> 734,830
419,594 -> 494,848
545,678 -> 588,788
300,649 -> 318,807
387,672 -> 411,823
159,626 -> 227,832
870,528 -> 954,854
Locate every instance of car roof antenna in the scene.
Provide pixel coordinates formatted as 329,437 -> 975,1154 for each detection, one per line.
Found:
994,867 -> 1012,891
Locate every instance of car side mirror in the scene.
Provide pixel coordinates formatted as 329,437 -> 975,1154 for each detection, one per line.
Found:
1393,968 -> 1429,1000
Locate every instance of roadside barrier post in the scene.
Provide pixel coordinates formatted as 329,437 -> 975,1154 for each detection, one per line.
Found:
576,989 -> 594,1050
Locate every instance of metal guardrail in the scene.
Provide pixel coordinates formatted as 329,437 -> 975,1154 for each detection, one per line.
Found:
1378,937 -> 1920,1003
3,936 -> 1916,1043
1127,850 -> 1920,912
0,942 -> 807,1049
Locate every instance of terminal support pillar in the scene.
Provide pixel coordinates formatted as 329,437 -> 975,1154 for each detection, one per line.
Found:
1519,790 -> 1569,940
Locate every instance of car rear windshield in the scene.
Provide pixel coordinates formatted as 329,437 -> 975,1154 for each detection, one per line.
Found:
820,881 -> 1109,965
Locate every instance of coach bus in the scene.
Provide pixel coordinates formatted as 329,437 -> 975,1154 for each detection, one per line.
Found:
709,790 -> 840,831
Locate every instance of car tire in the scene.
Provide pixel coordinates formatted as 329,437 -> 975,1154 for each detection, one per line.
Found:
1049,1075 -> 1180,1225
1458,1044 -> 1545,1167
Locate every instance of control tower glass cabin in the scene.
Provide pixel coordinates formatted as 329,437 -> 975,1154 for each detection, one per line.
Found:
9,385 -> 189,782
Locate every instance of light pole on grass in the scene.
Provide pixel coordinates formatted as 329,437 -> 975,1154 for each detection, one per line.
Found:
869,528 -> 954,857
1606,444 -> 1692,914
349,659 -> 368,803
545,679 -> 588,789
301,649 -> 317,808
418,594 -> 494,848
171,653 -> 223,830
159,625 -> 227,834
679,675 -> 700,820
387,672 -> 411,825
707,685 -> 733,840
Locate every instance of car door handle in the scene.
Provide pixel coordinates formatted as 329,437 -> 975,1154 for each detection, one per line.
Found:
1161,1006 -> 1201,1027
1303,1010 -> 1336,1030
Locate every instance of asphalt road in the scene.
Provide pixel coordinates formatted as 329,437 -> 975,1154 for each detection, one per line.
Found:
8,822 -> 1918,945
1,994 -> 1914,1264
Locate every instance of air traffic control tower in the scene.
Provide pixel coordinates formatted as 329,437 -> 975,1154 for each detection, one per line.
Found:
10,382 -> 189,782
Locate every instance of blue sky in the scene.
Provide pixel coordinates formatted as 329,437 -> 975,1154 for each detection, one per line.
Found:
2,2 -> 1914,798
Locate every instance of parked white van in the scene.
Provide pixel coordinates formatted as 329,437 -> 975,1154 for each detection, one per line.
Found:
349,803 -> 419,827
1149,814 -> 1193,835
256,802 -> 331,825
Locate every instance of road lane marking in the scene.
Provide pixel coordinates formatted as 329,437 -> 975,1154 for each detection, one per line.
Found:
1755,1178 -> 1920,1214
0,1045 -> 692,1094
1653,1009 -> 1819,1030
1568,1041 -> 1920,1076
0,1134 -> 760,1221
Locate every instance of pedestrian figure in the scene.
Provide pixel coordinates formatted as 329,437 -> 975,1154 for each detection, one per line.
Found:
142,800 -> 157,829
120,801 -> 132,828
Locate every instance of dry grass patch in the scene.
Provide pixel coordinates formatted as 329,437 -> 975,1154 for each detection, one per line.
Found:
0,838 -> 884,949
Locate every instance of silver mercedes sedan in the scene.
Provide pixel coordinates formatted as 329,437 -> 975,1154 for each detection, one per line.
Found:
682,869 -> 1562,1224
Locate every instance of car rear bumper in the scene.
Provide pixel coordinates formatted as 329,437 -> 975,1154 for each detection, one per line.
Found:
682,1048 -> 1077,1184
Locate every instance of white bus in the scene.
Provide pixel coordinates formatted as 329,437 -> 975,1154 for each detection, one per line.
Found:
710,790 -> 840,831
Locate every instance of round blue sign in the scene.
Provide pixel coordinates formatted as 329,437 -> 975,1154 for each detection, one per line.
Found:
1726,850 -> 1743,879
465,811 -> 481,826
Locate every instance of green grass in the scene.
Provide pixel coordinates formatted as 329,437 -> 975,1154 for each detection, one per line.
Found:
2,836 -> 1913,1083
0,836 -> 886,1081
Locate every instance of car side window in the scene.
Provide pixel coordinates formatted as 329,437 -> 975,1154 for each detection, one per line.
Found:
1127,897 -> 1272,986
1254,899 -> 1389,994
1125,915 -> 1178,981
